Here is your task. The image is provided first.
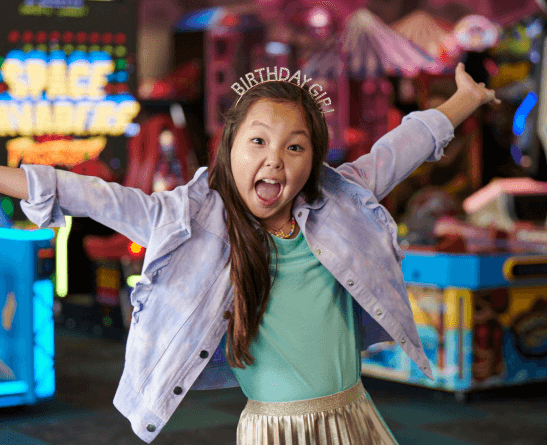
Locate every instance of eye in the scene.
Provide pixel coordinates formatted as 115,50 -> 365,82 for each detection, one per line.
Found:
251,137 -> 264,144
288,144 -> 303,152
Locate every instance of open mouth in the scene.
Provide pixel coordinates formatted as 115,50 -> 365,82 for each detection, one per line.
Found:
255,179 -> 283,206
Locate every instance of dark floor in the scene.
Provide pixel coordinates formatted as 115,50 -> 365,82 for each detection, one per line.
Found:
1,326 -> 547,445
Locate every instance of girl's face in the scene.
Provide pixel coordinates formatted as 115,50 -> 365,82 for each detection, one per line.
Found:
230,99 -> 313,230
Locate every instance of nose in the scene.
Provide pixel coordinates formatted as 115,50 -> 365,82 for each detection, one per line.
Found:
264,146 -> 283,169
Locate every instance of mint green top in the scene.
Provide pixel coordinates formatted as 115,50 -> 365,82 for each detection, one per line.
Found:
230,230 -> 361,402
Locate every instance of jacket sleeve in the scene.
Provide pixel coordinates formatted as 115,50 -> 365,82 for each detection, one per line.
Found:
335,109 -> 455,201
19,164 -> 208,248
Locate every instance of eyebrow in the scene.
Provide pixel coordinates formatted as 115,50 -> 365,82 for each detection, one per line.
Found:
250,121 -> 310,138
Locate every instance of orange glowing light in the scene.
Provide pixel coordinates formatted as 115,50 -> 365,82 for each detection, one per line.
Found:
128,242 -> 144,256
6,136 -> 107,168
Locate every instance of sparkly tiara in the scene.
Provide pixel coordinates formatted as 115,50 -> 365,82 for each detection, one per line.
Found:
231,66 -> 334,114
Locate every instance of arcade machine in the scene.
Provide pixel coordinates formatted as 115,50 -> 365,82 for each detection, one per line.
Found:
204,7 -> 265,144
1,185 -> 57,409
0,0 -> 140,343
0,228 -> 56,409
486,17 -> 543,182
361,178 -> 547,403
173,6 -> 269,165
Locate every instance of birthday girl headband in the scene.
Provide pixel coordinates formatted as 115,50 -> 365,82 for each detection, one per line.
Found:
231,66 -> 334,114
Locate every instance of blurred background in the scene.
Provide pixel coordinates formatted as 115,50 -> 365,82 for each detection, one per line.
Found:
1,0 -> 547,444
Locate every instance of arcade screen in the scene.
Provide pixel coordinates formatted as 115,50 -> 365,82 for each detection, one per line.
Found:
0,0 -> 137,221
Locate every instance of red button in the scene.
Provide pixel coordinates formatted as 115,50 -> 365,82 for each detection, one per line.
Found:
89,32 -> 101,44
22,30 -> 33,43
36,31 -> 47,43
114,33 -> 126,45
49,30 -> 61,42
8,30 -> 20,43
76,31 -> 87,43
102,32 -> 113,44
38,248 -> 55,259
62,31 -> 73,43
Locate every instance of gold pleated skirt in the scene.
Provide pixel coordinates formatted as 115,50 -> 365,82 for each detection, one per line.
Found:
236,379 -> 400,445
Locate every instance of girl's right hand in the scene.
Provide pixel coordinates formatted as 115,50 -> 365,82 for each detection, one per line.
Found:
455,62 -> 501,107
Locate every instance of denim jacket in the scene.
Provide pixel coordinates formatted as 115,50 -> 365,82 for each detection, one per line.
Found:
20,109 -> 454,443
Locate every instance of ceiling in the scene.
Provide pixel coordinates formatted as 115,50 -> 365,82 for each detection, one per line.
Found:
140,0 -> 545,30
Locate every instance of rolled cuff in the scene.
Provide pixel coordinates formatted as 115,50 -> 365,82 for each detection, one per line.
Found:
19,164 -> 67,228
402,108 -> 455,162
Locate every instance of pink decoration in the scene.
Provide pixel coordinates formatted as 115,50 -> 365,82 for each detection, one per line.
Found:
454,15 -> 501,52
393,10 -> 461,64
342,9 -> 446,79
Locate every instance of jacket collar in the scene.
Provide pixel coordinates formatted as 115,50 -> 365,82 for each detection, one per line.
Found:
293,163 -> 340,212
293,193 -> 327,211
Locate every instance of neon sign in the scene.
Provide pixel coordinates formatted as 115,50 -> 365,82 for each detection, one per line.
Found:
0,49 -> 140,167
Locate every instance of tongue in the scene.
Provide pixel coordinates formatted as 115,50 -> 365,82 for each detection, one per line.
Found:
256,181 -> 281,201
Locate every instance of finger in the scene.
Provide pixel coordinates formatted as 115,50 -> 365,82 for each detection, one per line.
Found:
489,95 -> 501,105
479,83 -> 485,87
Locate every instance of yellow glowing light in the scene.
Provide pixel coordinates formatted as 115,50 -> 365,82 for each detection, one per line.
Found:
127,274 -> 141,289
56,215 -> 72,298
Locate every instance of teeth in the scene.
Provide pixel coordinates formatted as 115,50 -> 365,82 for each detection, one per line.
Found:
262,179 -> 279,184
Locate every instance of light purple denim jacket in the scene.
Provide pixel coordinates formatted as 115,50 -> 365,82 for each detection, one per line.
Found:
20,109 -> 454,443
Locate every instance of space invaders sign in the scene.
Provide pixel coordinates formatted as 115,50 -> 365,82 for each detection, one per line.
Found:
0,0 -> 137,170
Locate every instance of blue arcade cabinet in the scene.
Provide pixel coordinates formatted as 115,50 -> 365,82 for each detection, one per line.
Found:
0,227 -> 56,408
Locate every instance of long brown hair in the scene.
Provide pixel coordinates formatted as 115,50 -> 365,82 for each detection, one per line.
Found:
209,81 -> 329,368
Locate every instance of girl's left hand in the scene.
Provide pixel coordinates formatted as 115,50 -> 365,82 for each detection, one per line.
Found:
455,62 -> 501,107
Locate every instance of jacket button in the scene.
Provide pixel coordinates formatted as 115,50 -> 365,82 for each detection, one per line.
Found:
200,350 -> 209,359
376,309 -> 382,316
347,280 -> 354,286
223,311 -> 231,320
174,386 -> 182,395
401,338 -> 405,344
298,212 -> 302,217
147,424 -> 156,432
316,249 -> 322,255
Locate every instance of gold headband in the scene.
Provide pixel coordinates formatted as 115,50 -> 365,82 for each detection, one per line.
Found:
231,66 -> 334,114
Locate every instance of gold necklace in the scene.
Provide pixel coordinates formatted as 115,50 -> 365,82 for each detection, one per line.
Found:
268,216 -> 296,239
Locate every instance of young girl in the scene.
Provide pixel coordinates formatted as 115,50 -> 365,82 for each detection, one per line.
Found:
0,62 -> 500,444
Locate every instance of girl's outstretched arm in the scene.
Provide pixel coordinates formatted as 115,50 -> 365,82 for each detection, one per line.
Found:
334,63 -> 501,200
436,62 -> 501,128
4,163 -> 205,249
